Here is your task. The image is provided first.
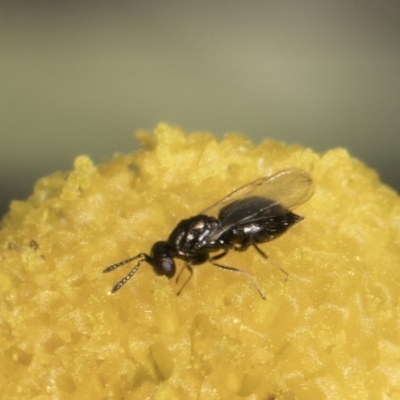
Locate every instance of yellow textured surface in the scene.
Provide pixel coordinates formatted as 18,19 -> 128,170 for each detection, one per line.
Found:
1,124 -> 400,399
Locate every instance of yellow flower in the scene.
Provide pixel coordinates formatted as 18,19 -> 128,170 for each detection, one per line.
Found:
1,124 -> 399,399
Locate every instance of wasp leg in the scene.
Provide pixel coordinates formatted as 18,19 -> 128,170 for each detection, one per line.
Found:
176,263 -> 194,296
209,258 -> 266,300
253,243 -> 267,258
209,249 -> 229,261
175,264 -> 187,284
252,243 -> 288,280
233,242 -> 267,258
232,242 -> 251,252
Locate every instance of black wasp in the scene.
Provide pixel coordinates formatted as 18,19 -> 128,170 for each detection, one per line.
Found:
103,168 -> 314,299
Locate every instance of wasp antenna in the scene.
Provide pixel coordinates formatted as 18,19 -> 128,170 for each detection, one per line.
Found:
110,258 -> 148,293
103,253 -> 148,273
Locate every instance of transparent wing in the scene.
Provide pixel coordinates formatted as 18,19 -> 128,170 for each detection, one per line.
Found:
202,168 -> 314,241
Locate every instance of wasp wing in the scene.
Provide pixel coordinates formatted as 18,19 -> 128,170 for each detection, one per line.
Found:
202,168 -> 314,242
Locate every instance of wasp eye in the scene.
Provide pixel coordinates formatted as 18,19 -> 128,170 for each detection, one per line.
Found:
159,258 -> 175,278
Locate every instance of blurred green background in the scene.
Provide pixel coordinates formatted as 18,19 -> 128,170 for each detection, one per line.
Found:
1,1 -> 400,218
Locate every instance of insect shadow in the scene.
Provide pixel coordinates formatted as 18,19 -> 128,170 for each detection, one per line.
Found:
103,168 -> 314,299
